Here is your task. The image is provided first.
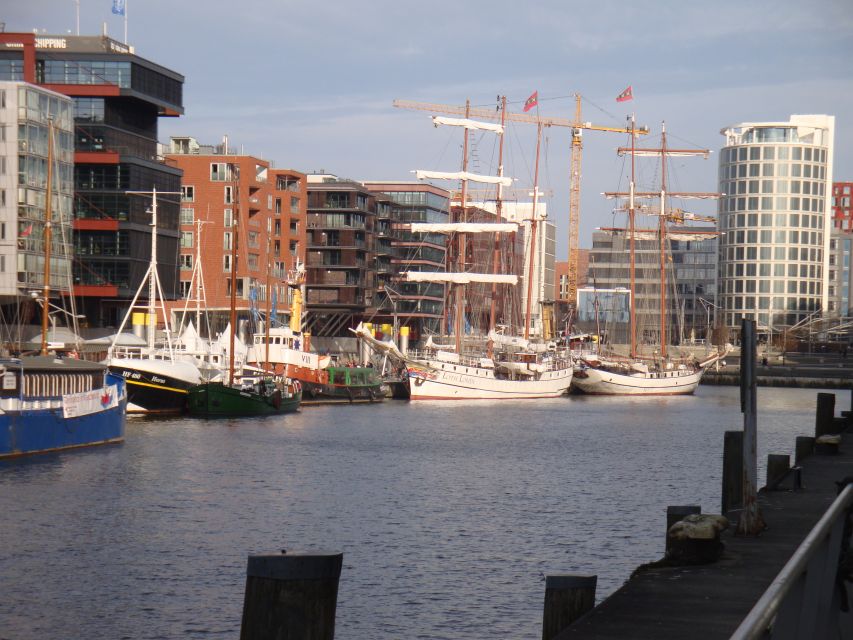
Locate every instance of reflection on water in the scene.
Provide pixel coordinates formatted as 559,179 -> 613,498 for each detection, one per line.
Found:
1,386 -> 847,639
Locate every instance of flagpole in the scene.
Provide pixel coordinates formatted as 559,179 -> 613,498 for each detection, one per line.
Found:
124,0 -> 128,44
75,0 -> 80,35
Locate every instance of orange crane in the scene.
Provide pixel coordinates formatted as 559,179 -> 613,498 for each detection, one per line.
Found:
393,97 -> 648,310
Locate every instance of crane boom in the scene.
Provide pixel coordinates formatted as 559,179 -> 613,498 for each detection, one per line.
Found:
394,97 -> 648,314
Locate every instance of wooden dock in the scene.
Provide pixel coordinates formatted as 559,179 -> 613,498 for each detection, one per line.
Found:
553,392 -> 853,639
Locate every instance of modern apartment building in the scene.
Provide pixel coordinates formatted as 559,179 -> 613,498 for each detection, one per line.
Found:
362,182 -> 451,341
165,138 -> 306,335
717,115 -> 835,334
305,175 -> 379,337
0,82 -> 75,324
0,32 -> 184,327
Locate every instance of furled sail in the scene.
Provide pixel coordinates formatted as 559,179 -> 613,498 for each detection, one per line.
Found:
415,170 -> 513,187
410,222 -> 518,234
403,272 -> 518,285
600,229 -> 719,242
432,116 -> 504,134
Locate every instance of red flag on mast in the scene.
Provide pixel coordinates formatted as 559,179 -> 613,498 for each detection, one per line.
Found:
523,91 -> 538,112
616,86 -> 633,102
19,223 -> 33,237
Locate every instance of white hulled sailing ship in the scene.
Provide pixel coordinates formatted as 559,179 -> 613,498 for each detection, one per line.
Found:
358,98 -> 572,400
573,119 -> 726,395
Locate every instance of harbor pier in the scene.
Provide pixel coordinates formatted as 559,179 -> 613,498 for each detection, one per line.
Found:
544,390 -> 853,639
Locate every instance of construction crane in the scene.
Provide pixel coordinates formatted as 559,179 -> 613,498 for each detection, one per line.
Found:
393,97 -> 648,310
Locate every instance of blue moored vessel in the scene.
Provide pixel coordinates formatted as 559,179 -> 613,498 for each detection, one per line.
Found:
0,356 -> 127,459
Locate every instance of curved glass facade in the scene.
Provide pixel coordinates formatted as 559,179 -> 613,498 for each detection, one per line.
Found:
717,116 -> 834,331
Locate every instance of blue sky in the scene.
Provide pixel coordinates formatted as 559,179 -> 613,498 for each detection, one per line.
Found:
8,0 -> 853,257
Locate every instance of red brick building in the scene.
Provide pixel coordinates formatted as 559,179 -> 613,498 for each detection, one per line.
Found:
832,182 -> 853,231
554,249 -> 589,301
164,138 -> 306,335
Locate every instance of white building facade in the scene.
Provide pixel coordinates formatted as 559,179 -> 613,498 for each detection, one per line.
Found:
717,115 -> 835,333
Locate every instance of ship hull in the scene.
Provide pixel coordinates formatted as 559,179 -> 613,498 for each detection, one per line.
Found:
407,361 -> 573,400
0,380 -> 127,459
187,382 -> 301,417
107,358 -> 201,414
572,366 -> 703,395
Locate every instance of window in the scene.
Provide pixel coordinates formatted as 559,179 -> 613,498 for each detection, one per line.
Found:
223,255 -> 232,272
224,208 -> 233,228
211,163 -> 231,181
275,197 -> 282,214
291,196 -> 300,214
225,185 -> 233,204
180,254 -> 193,270
181,185 -> 194,202
180,231 -> 193,248
223,231 -> 232,251
180,280 -> 192,297
180,207 -> 194,225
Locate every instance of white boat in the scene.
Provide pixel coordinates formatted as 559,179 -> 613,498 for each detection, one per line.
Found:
572,118 -> 724,395
356,96 -> 573,400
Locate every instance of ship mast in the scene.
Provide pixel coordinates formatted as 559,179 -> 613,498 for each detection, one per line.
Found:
228,164 -> 240,386
659,122 -> 669,358
455,99 -> 471,354
524,121 -> 543,340
488,95 -> 507,357
40,120 -> 54,356
629,115 -> 637,359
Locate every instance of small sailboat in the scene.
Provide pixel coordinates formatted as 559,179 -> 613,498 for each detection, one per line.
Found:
186,163 -> 301,417
573,118 -> 726,395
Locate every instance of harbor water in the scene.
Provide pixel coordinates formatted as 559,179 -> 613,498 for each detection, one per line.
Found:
1,386 -> 847,639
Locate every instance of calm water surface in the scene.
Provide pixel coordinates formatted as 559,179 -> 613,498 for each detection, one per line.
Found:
1,386 -> 847,639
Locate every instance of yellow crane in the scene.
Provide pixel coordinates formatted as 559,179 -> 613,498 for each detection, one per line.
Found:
393,97 -> 648,309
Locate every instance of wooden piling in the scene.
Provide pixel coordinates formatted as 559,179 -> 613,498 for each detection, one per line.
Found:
722,430 -> 743,516
666,506 -> 701,553
816,392 -> 836,437
542,575 -> 597,640
795,436 -> 815,465
240,551 -> 343,640
765,454 -> 790,489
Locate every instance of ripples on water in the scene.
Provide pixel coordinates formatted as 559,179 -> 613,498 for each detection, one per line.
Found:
0,387 -> 847,639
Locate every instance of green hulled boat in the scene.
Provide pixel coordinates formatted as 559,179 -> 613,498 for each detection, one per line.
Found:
187,378 -> 301,417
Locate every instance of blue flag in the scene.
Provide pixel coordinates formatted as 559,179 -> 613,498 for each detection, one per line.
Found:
112,0 -> 126,16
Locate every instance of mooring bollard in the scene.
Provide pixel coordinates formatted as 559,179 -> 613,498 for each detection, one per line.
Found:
722,430 -> 743,515
816,392 -> 836,438
765,454 -> 790,489
666,506 -> 701,553
666,514 -> 729,564
542,575 -> 597,640
240,550 -> 343,640
795,436 -> 815,465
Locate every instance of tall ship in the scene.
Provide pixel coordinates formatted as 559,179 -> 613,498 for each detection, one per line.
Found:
573,118 -> 726,395
358,96 -> 573,400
